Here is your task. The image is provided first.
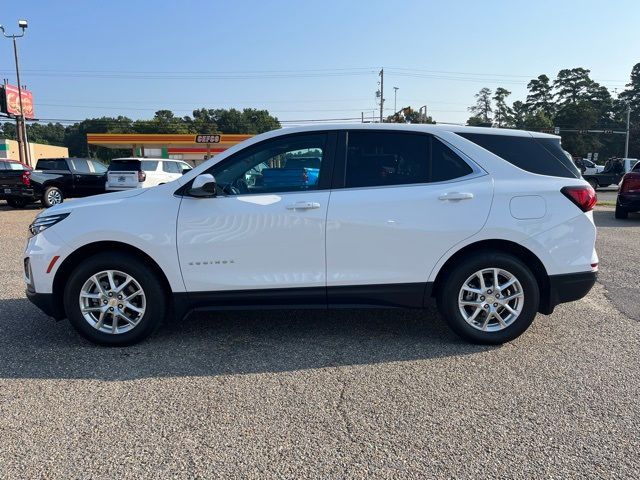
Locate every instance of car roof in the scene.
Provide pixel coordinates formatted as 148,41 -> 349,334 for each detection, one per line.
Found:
278,123 -> 560,139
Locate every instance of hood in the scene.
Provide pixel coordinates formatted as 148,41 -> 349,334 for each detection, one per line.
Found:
44,188 -> 149,216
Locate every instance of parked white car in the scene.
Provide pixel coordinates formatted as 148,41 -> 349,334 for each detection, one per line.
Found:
105,158 -> 192,191
25,124 -> 598,346
581,159 -> 604,176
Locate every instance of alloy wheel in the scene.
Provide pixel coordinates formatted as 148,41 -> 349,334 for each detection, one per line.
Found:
458,268 -> 524,332
78,270 -> 146,334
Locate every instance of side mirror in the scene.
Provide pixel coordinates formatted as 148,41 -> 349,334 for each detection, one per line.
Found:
189,174 -> 217,197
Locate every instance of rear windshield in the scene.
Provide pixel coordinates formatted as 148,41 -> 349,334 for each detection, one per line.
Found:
36,159 -> 69,171
456,133 -> 581,179
108,160 -> 141,172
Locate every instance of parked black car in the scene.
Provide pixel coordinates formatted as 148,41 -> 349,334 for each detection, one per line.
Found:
615,161 -> 640,219
0,157 -> 107,208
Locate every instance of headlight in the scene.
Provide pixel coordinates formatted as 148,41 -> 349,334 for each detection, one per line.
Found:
29,213 -> 70,237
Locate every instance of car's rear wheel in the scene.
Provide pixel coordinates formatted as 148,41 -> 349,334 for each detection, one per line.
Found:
437,252 -> 540,344
615,204 -> 629,219
7,198 -> 29,208
43,186 -> 63,207
63,252 -> 166,346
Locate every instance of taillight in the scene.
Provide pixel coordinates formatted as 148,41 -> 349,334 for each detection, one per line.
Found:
138,170 -> 146,182
561,185 -> 597,212
620,174 -> 640,193
21,170 -> 31,186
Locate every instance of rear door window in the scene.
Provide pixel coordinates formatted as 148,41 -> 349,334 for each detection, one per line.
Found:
457,133 -> 580,179
162,161 -> 181,174
69,159 -> 91,173
344,131 -> 473,188
141,160 -> 159,172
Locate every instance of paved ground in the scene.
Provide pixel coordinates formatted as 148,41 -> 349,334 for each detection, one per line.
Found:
595,186 -> 619,204
0,203 -> 638,479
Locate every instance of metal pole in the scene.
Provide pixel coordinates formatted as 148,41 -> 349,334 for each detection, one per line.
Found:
12,37 -> 30,166
379,68 -> 384,123
393,87 -> 399,113
625,104 -> 631,158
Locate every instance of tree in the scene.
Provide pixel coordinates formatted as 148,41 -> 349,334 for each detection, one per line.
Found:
134,110 -> 190,134
523,110 -> 553,131
386,106 -> 434,124
26,122 -> 65,146
0,122 -> 17,140
526,74 -> 554,117
466,115 -> 490,127
493,87 -> 513,127
619,62 -> 640,123
468,87 -> 492,124
511,101 -> 528,129
554,68 -> 595,106
64,116 -> 134,160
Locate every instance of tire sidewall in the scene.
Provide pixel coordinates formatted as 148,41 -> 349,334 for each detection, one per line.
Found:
64,252 -> 166,346
438,252 -> 540,344
43,186 -> 63,208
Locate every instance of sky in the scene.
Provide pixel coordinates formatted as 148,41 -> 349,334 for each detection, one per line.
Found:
1,0 -> 639,127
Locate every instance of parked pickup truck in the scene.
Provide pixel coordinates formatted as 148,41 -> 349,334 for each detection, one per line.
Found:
0,157 -> 107,208
582,157 -> 638,190
260,157 -> 321,189
0,159 -> 33,208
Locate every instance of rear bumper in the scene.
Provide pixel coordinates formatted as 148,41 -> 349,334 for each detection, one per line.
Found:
26,288 -> 65,319
617,192 -> 640,211
0,187 -> 36,200
541,271 -> 597,314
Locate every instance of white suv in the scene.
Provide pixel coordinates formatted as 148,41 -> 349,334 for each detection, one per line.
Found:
24,124 -> 598,346
105,158 -> 191,191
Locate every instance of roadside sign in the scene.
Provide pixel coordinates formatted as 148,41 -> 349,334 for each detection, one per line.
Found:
554,127 -> 560,135
195,134 -> 220,144
0,84 -> 35,119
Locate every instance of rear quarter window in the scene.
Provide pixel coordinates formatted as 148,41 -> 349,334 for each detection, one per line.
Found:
141,161 -> 159,171
457,133 -> 581,179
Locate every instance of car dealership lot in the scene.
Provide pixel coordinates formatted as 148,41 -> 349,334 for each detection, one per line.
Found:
0,204 -> 638,478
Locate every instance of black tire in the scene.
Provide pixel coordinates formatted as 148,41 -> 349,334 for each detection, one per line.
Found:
615,204 -> 628,219
437,251 -> 540,344
587,178 -> 598,191
42,186 -> 64,208
6,198 -> 29,208
63,252 -> 166,346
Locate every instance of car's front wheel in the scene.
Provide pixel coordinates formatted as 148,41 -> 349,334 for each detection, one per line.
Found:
63,252 -> 166,346
437,252 -> 540,344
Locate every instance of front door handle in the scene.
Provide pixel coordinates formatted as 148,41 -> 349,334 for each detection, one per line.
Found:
438,192 -> 474,201
286,201 -> 321,210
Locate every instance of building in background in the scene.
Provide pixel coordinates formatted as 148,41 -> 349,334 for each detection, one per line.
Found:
0,138 -> 68,163
87,133 -> 253,166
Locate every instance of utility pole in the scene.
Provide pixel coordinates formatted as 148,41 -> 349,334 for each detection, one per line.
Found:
1,20 -> 30,166
379,68 -> 384,123
393,87 -> 399,113
624,103 -> 631,158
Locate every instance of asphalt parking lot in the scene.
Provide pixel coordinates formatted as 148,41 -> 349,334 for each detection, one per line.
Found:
0,203 -> 638,478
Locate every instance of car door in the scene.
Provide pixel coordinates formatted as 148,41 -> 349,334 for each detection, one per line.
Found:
177,132 -> 336,302
325,130 -> 493,307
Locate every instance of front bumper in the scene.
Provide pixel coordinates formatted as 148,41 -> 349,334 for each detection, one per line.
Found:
26,288 -> 65,319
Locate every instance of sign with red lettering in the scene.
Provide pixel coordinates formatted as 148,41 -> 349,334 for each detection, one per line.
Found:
2,84 -> 35,119
195,134 -> 221,144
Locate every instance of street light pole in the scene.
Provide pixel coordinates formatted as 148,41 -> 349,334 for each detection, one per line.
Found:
1,20 -> 30,166
393,87 -> 399,113
624,103 -> 631,158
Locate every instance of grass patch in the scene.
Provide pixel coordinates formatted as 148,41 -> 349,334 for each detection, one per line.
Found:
597,201 -> 616,207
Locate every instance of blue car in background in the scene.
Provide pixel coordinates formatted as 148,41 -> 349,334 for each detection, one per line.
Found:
260,157 -> 321,189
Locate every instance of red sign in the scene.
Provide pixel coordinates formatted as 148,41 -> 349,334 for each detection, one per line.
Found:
3,84 -> 35,119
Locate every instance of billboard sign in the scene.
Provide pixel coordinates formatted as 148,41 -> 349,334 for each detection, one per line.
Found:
1,84 -> 35,119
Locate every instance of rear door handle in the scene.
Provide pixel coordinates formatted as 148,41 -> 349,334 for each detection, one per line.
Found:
438,192 -> 474,201
286,201 -> 321,210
